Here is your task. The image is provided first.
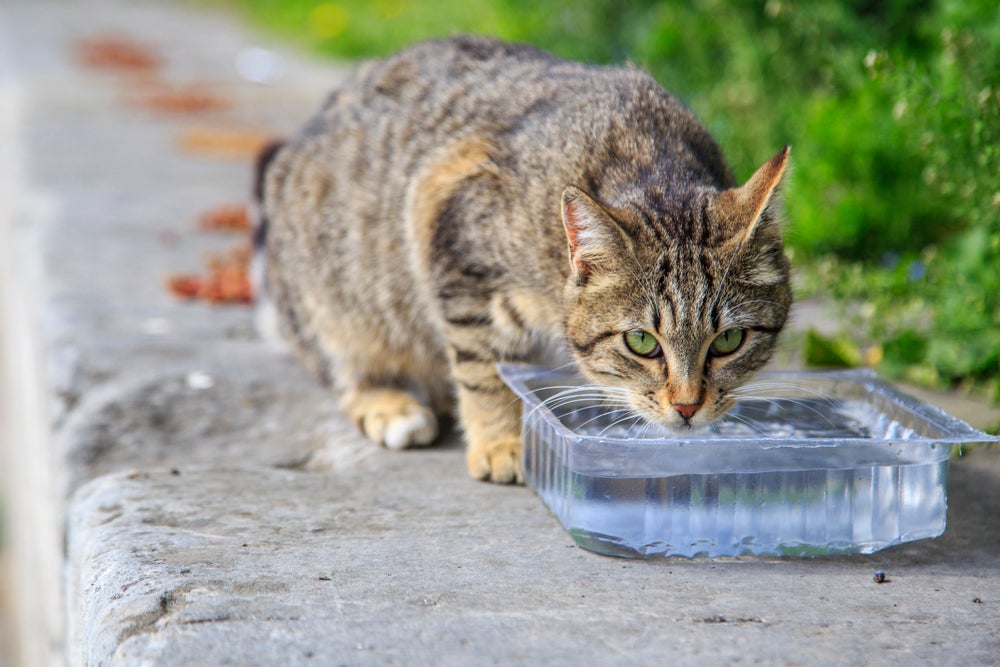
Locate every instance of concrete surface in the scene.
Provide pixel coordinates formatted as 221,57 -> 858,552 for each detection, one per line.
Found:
1,1 -> 999,665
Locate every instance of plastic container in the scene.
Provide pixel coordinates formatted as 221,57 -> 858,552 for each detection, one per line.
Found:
498,365 -> 998,558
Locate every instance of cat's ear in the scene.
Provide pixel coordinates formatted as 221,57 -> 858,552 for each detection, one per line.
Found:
561,186 -> 628,279
714,146 -> 790,247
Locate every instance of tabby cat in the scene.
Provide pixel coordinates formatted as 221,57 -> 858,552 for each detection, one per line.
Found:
256,36 -> 792,484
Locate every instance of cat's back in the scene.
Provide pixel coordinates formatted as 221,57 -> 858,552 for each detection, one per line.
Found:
346,36 -> 719,158
316,36 -> 570,139
265,37 -> 578,234
269,36 -> 732,229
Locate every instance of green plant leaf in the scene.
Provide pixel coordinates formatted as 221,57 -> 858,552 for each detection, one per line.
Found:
804,329 -> 862,368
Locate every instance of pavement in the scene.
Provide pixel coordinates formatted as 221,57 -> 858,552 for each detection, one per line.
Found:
1,1 -> 999,665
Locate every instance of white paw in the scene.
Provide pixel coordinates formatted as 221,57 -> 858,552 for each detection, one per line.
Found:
372,408 -> 438,451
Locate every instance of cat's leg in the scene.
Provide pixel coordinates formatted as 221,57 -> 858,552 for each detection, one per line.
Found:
459,381 -> 523,484
407,138 -> 530,481
443,295 -> 531,483
269,268 -> 445,450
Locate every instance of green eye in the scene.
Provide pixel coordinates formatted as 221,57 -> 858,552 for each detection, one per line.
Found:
624,330 -> 661,358
710,329 -> 745,356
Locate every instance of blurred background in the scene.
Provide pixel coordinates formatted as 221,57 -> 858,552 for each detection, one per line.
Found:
202,0 -> 1000,425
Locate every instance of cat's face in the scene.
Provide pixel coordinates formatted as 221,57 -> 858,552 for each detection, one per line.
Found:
561,149 -> 791,431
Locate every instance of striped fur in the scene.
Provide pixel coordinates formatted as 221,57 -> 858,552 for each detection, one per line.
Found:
259,37 -> 792,483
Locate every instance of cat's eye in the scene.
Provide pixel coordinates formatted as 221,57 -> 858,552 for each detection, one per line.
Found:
624,330 -> 661,358
709,329 -> 745,356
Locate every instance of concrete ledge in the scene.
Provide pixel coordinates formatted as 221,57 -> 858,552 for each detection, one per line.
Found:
64,455 -> 1000,666
57,353 -> 354,497
3,1 -> 1000,665
65,464 -> 553,666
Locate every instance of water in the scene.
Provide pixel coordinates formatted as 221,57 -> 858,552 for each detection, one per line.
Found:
528,457 -> 948,558
520,392 -> 950,558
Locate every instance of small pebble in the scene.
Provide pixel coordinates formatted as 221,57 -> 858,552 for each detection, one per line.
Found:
185,370 -> 214,390
235,47 -> 282,83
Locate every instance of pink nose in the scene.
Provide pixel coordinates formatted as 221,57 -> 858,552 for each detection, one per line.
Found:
673,402 -> 702,420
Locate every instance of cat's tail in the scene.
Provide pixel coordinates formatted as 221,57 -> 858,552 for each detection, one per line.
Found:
250,138 -> 287,349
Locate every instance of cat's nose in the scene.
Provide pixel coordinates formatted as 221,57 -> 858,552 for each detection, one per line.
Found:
673,402 -> 703,421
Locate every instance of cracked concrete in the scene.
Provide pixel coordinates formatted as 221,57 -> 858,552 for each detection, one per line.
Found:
2,1 -> 1000,665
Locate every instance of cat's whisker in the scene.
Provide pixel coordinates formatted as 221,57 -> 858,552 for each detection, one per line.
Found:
730,393 -> 841,429
738,378 -> 830,390
549,404 -> 622,424
543,358 -> 587,374
736,379 -> 827,392
730,378 -> 832,399
542,399 -> 633,418
634,417 -> 668,439
722,410 -> 769,435
597,411 -> 645,437
538,386 -> 632,402
577,407 -> 637,431
732,380 -> 837,402
531,385 -> 633,419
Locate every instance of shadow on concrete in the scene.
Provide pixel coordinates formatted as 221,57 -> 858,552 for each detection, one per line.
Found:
885,446 -> 1000,570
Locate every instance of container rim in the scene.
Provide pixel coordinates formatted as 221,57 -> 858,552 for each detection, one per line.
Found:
497,363 -> 1000,448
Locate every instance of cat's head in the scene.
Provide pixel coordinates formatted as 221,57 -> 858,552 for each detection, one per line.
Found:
561,147 -> 792,430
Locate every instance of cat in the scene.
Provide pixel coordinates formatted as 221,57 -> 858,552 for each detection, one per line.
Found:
255,36 -> 792,484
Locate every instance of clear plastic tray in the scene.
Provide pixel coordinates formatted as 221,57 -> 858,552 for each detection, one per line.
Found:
498,365 -> 998,558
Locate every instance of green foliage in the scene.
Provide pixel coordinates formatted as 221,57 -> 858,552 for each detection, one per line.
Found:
805,244 -> 1000,398
803,329 -> 862,369
217,0 -> 1000,399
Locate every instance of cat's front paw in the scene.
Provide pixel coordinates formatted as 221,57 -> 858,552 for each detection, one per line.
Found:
371,406 -> 438,451
467,437 -> 523,484
347,389 -> 439,451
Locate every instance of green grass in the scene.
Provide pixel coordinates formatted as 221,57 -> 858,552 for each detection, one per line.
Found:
213,0 -> 1000,402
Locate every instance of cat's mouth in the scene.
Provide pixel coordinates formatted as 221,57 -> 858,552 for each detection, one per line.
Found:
626,390 -> 737,434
